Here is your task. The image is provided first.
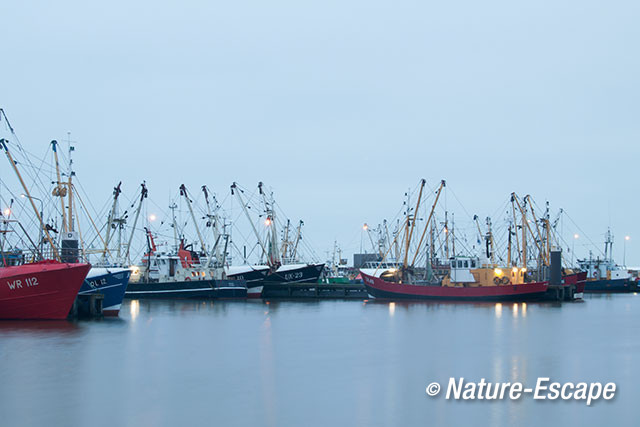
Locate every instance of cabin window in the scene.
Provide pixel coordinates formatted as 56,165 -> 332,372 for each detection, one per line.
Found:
471,260 -> 476,268
457,260 -> 462,268
451,260 -> 456,268
464,260 -> 469,268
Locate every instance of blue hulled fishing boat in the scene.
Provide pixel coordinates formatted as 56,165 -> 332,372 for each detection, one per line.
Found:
78,267 -> 131,316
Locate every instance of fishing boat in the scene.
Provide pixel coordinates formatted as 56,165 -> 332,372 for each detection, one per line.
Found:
1,132 -> 93,319
319,241 -> 357,284
0,260 -> 91,320
361,273 -> 548,301
578,230 -> 638,293
225,264 -> 269,288
265,262 -> 325,283
79,267 -> 131,315
48,141 -> 133,314
228,182 -> 324,297
362,259 -> 586,301
126,184 -> 247,299
127,241 -> 247,298
361,182 -> 582,302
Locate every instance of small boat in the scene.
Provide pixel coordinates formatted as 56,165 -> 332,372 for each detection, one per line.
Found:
78,267 -> 132,316
578,230 -> 638,293
0,260 -> 91,320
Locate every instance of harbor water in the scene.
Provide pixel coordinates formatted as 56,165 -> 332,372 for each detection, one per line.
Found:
1,295 -> 638,427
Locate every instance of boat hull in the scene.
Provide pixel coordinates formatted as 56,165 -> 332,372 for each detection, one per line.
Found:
584,278 -> 638,293
124,279 -> 247,299
78,268 -> 131,316
265,263 -> 325,284
361,271 -> 549,301
561,271 -> 587,299
0,261 -> 91,320
227,264 -> 324,298
226,267 -> 269,298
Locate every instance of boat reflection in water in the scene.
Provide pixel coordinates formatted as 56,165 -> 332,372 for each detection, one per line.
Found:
0,298 -> 637,426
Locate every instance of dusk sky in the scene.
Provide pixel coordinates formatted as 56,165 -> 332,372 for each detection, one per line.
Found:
2,0 -> 639,265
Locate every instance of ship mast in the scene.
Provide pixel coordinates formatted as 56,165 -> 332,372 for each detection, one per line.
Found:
331,240 -> 337,274
231,182 -> 269,261
1,139 -> 60,260
169,202 -> 178,250
258,182 -> 280,267
66,133 -> 75,233
373,180 -> 445,276
179,184 -> 207,254
102,181 -> 122,263
291,220 -> 303,261
451,213 -> 456,258
474,214 -> 492,262
403,179 -> 425,267
444,212 -> 450,259
202,186 -> 223,268
429,222 -> 435,266
51,140 -> 68,233
410,180 -> 445,267
281,219 -> 291,261
512,193 -> 544,268
510,194 -> 521,265
507,224 -> 513,266
525,195 -> 548,266
124,182 -> 148,264
364,223 -> 380,256
383,220 -> 391,258
604,229 -> 613,264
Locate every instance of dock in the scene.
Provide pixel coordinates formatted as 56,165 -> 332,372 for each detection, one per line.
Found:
68,294 -> 105,318
261,282 -> 368,299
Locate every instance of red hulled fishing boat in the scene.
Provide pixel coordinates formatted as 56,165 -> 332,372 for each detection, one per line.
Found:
0,261 -> 91,320
359,181 -> 584,302
360,269 -> 549,301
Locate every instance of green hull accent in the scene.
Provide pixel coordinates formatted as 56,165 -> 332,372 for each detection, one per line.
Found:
319,277 -> 351,284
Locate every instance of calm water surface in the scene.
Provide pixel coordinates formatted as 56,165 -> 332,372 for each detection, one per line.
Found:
1,295 -> 639,427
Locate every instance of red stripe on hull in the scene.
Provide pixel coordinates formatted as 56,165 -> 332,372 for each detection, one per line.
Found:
246,286 -> 263,299
361,271 -> 548,301
246,293 -> 262,299
0,261 -> 91,320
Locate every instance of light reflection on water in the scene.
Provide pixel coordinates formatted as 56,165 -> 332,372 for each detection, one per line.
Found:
0,295 -> 638,427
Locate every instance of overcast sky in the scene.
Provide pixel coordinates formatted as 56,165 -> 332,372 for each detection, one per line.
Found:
2,0 -> 639,265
